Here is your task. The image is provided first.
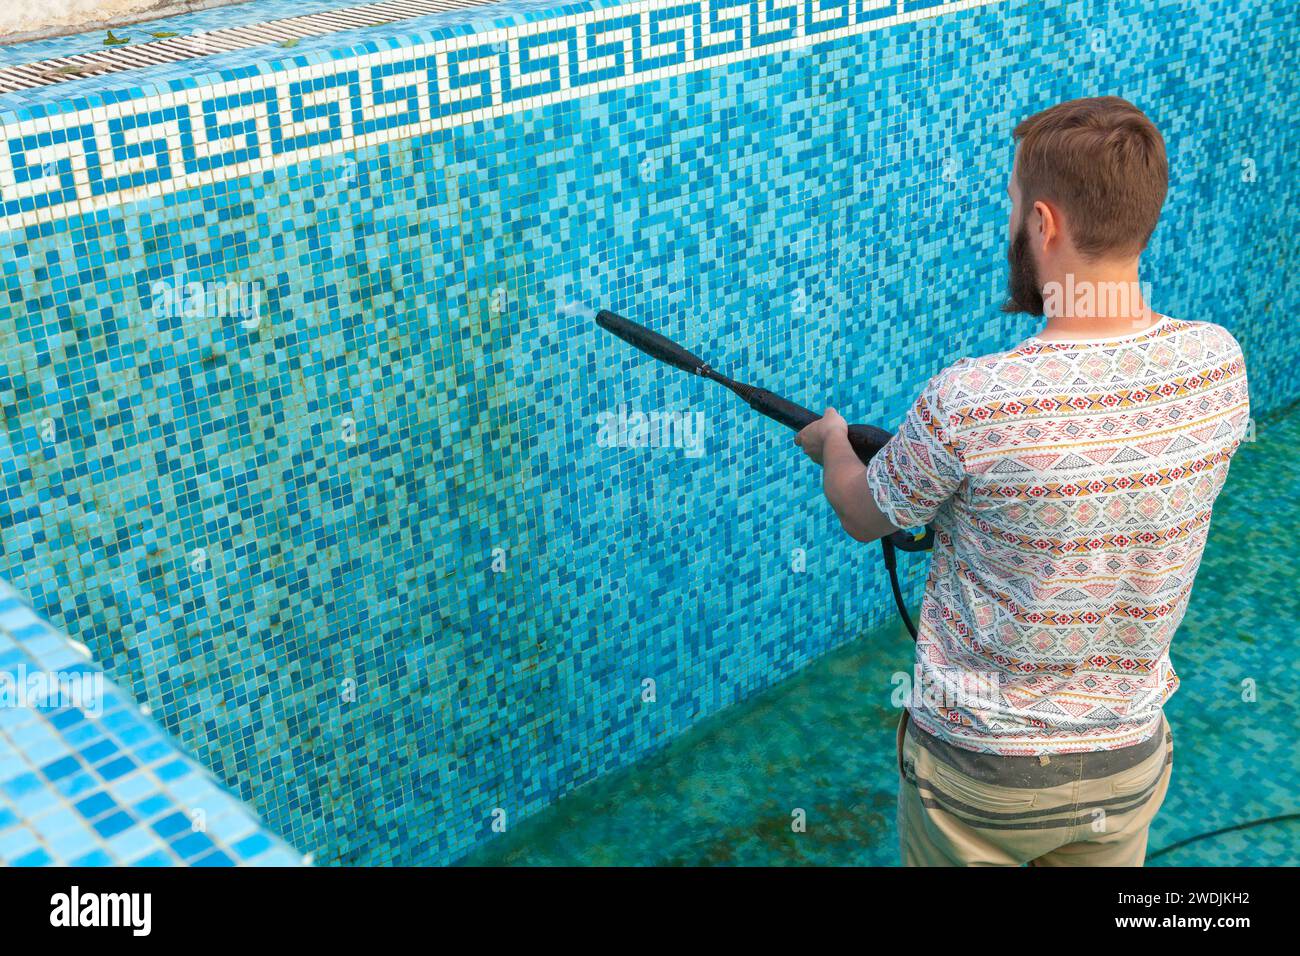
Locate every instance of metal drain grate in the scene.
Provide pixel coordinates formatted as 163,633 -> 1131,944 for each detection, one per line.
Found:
0,0 -> 501,95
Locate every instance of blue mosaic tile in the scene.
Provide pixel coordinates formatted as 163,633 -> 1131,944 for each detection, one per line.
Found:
130,848 -> 176,866
12,846 -> 52,865
0,0 -> 1296,869
70,848 -> 115,866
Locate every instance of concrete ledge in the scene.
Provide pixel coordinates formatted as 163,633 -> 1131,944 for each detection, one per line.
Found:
0,0 -> 248,45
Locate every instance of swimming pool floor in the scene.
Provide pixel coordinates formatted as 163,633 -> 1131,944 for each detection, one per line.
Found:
466,402 -> 1300,866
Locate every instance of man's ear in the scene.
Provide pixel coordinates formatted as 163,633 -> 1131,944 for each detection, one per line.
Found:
1033,199 -> 1060,252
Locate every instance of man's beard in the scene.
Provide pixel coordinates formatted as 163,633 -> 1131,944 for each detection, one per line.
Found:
1001,216 -> 1044,316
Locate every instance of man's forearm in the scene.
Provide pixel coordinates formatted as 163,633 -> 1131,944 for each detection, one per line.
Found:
822,430 -> 897,543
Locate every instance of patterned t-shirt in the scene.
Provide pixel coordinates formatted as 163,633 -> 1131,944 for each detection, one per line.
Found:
867,317 -> 1251,755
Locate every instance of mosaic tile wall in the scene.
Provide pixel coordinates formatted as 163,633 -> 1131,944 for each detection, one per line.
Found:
0,0 -> 1296,864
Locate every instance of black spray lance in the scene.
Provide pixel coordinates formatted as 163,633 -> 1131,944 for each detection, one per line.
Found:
595,309 -> 933,640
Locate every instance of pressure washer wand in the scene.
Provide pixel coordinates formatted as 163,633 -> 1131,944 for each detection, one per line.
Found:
595,309 -> 932,641
595,309 -> 894,465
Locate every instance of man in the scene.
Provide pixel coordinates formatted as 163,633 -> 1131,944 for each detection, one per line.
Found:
795,96 -> 1251,866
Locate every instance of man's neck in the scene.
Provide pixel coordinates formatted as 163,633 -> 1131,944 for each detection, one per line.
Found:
1036,259 -> 1158,341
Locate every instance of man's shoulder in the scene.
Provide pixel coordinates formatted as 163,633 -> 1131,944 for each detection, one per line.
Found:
933,317 -> 1247,405
1167,317 -> 1245,359
927,345 -> 1027,409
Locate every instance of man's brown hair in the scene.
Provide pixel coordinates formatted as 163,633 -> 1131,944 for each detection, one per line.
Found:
1013,96 -> 1168,260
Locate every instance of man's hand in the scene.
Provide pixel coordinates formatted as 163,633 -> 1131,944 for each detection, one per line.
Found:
796,407 -> 898,544
794,407 -> 848,466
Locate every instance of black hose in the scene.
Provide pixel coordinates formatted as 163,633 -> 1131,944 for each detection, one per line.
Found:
1147,812 -> 1300,861
881,538 -> 918,641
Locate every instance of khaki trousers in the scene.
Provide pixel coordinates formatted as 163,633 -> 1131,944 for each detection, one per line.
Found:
896,710 -> 1173,866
